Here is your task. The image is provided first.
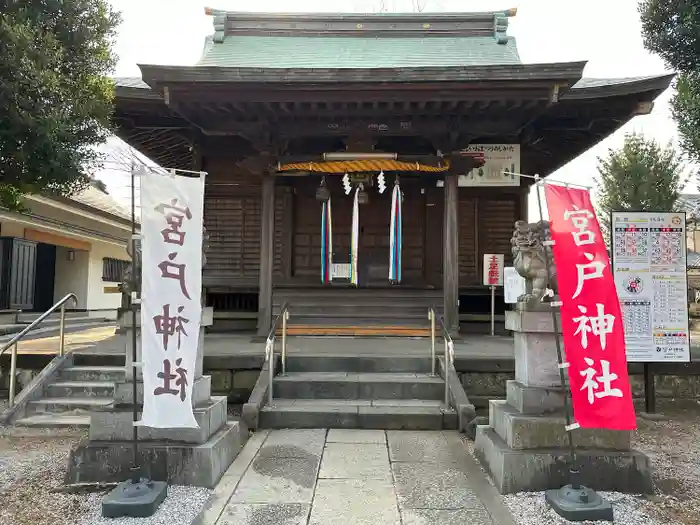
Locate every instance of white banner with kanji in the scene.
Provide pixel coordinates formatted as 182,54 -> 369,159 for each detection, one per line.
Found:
139,171 -> 205,428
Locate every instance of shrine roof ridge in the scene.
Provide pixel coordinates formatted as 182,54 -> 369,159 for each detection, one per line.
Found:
202,7 -> 517,44
202,8 -> 518,22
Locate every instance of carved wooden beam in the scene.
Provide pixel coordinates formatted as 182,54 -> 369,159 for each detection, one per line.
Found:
192,116 -> 525,140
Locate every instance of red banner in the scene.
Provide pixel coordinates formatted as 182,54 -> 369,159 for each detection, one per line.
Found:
544,185 -> 636,430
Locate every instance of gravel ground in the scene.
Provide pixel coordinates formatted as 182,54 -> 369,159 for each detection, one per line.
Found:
470,399 -> 700,525
76,485 -> 211,525
503,491 -> 663,525
0,395 -> 218,525
0,429 -> 91,525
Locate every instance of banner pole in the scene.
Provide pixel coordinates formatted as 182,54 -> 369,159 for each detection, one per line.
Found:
490,285 -> 495,336
533,178 -> 580,483
129,161 -> 141,484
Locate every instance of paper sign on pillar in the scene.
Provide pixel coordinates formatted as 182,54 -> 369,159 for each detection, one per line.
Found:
483,254 -> 505,286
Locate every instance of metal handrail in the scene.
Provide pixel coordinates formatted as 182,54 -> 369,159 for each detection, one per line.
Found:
1,293 -> 78,405
429,306 -> 455,407
265,302 -> 290,406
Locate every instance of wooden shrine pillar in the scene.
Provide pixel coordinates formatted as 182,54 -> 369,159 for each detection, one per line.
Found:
519,183 -> 529,221
257,173 -> 276,338
443,172 -> 459,334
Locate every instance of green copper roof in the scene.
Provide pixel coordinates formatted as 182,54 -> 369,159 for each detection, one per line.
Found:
195,9 -> 521,69
196,35 -> 521,69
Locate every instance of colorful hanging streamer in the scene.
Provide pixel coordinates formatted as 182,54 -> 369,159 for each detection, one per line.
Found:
321,197 -> 333,283
350,186 -> 360,286
389,181 -> 402,283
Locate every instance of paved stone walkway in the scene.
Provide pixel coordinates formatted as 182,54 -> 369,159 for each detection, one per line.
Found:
199,429 -> 516,525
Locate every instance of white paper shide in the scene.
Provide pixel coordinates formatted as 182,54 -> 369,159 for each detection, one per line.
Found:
140,172 -> 205,428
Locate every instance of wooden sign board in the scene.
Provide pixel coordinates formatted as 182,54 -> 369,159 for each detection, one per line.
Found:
104,286 -> 121,294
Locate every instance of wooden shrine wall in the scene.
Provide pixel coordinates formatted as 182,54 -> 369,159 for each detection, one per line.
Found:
291,177 -> 427,283
462,189 -> 520,286
200,156 -> 522,291
201,155 -> 292,289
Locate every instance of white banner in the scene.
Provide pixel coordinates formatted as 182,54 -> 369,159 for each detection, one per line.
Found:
140,171 -> 205,428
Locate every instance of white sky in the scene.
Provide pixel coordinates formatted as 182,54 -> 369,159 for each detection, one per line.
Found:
102,0 -> 691,217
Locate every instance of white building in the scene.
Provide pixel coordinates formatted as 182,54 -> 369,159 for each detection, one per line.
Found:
0,183 -> 133,318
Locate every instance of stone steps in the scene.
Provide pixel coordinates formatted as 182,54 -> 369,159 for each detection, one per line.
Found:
280,325 -> 431,337
14,413 -> 91,428
273,372 -> 444,400
46,380 -> 115,398
59,365 -> 125,382
26,397 -> 113,414
13,364 -> 122,429
285,355 -> 434,374
259,398 -> 457,430
257,354 -> 454,430
272,305 -> 437,317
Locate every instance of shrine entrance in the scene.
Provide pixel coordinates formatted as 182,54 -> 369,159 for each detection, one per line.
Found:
290,174 -> 430,288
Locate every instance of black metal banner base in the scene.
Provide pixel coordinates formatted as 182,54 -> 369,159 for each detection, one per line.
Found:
101,478 -> 168,518
545,485 -> 613,522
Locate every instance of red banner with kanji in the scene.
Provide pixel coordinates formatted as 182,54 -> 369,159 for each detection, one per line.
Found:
544,184 -> 636,430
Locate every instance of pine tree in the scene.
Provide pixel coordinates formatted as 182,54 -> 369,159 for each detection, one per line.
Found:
596,133 -> 686,241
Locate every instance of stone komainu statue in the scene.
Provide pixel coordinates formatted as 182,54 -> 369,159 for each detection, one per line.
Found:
510,220 -> 558,306
121,226 -> 209,300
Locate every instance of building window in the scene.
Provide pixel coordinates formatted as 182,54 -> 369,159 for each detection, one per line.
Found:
102,258 -> 128,282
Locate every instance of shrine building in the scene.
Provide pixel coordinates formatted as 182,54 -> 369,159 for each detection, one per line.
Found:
113,8 -> 672,337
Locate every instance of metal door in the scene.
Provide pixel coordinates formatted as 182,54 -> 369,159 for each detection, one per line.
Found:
9,239 -> 37,310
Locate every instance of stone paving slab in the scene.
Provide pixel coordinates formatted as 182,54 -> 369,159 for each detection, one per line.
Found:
229,456 -> 319,504
308,479 -> 400,525
326,429 -> 386,443
387,430 -> 457,464
400,508 -> 494,525
205,428 -> 515,525
217,503 -> 310,525
257,429 -> 326,458
392,462 -> 483,509
318,442 -> 391,480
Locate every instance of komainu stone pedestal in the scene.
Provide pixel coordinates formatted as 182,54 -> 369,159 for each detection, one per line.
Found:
474,309 -> 653,494
65,307 -> 248,488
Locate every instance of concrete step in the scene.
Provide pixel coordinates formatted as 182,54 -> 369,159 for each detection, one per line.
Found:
286,355 -> 433,374
46,380 -> 115,398
26,397 -> 113,414
259,398 -> 457,430
272,289 -> 443,300
17,313 -> 111,324
272,306 -> 436,318
59,366 -> 125,382
14,413 -> 90,428
273,372 -> 444,400
279,325 -> 431,337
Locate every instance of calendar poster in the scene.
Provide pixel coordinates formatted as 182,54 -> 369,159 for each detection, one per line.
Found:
611,212 -> 690,362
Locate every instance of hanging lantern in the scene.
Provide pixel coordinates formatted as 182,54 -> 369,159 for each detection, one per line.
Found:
316,177 -> 330,201
357,183 -> 368,205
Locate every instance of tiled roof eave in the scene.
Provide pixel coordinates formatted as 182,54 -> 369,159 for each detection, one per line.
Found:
564,74 -> 675,100
44,193 -> 137,226
115,71 -> 675,104
137,61 -> 587,87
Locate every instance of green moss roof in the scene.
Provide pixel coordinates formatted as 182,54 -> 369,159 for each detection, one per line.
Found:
196,34 -> 521,69
196,9 -> 521,69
